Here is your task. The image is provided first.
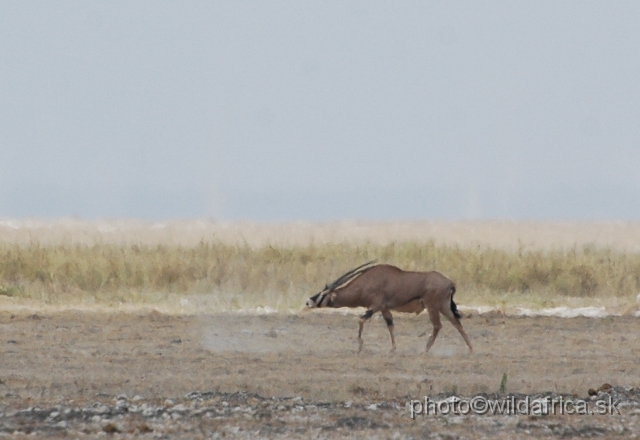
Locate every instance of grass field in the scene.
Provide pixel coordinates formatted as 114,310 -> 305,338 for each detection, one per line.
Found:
1,219 -> 639,314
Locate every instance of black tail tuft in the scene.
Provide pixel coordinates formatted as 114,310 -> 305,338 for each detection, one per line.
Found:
450,286 -> 461,319
451,299 -> 461,320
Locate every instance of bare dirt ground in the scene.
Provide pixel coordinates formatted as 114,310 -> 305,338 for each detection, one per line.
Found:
1,310 -> 639,439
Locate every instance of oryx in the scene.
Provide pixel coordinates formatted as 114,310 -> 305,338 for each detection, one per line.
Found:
306,261 -> 473,353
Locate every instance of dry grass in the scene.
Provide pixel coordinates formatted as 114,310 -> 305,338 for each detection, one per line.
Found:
3,218 -> 640,251
1,237 -> 639,313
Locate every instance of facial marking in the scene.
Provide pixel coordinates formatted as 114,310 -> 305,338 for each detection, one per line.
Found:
307,291 -> 326,308
319,292 -> 331,307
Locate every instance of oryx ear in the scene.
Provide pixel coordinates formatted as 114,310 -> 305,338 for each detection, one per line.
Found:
330,292 -> 337,301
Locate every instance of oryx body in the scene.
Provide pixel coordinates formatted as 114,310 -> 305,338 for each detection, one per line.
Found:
306,261 -> 473,353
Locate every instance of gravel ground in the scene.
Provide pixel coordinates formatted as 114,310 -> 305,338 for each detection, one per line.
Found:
1,387 -> 639,439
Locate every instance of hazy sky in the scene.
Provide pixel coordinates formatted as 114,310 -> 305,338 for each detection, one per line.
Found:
1,2 -> 639,221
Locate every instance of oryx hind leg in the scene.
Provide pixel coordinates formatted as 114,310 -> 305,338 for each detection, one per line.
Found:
441,305 -> 473,353
358,310 -> 374,353
425,308 -> 442,353
380,310 -> 396,353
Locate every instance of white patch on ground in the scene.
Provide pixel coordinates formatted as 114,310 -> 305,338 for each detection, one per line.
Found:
516,306 -> 612,318
459,305 -> 633,318
236,306 -> 277,315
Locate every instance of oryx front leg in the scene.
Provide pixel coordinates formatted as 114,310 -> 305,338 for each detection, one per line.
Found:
381,310 -> 396,353
358,310 -> 374,353
425,308 -> 442,353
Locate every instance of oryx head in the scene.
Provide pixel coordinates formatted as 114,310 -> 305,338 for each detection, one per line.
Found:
306,285 -> 336,308
305,260 -> 378,309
